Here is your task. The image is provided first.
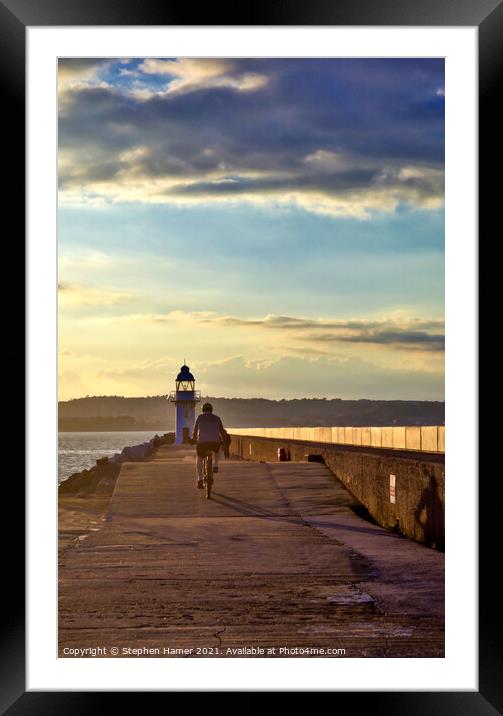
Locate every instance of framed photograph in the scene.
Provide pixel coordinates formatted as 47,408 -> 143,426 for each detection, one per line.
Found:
8,0 -> 492,708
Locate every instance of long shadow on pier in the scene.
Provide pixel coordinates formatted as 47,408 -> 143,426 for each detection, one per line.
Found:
211,494 -> 397,541
210,493 -> 301,525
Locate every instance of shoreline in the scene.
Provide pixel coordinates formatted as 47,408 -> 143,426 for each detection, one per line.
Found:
58,427 -> 170,433
58,432 -> 175,554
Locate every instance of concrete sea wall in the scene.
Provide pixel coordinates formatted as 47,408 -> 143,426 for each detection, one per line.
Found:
230,425 -> 444,453
59,432 -> 174,495
229,433 -> 444,550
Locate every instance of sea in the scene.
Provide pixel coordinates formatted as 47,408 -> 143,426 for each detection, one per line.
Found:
58,430 -> 165,484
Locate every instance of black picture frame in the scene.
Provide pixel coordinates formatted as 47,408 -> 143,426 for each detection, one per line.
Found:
5,0 -> 492,710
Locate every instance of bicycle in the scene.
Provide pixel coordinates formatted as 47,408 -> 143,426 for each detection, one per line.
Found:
202,446 -> 214,499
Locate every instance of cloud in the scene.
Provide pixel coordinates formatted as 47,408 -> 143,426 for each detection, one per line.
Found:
58,58 -> 444,217
62,309 -> 444,356
97,354 -> 443,400
58,59 -> 105,81
314,329 -> 445,351
58,282 -> 134,307
58,59 -> 114,97
135,58 -> 268,97
201,355 -> 444,399
146,310 -> 444,352
139,57 -> 229,78
96,355 -> 178,381
202,356 -> 443,400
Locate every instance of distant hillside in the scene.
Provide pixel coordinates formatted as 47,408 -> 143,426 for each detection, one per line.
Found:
58,416 -> 167,432
58,395 -> 444,431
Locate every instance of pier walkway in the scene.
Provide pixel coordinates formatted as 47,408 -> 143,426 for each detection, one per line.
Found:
59,444 -> 444,657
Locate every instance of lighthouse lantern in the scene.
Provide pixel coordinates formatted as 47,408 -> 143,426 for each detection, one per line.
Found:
168,364 -> 201,444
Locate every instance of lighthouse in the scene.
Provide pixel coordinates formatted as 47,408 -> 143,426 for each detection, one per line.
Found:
168,363 -> 201,444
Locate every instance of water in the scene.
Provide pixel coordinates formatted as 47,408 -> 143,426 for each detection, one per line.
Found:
58,430 -> 165,484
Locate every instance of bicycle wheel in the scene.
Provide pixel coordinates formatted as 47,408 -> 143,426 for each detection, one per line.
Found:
205,452 -> 213,499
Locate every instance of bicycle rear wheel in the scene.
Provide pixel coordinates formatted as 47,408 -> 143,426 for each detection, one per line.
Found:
205,452 -> 213,499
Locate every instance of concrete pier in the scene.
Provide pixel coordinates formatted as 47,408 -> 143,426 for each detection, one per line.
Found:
59,444 -> 444,657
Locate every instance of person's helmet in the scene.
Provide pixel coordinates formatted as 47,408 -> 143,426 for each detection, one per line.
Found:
202,402 -> 213,413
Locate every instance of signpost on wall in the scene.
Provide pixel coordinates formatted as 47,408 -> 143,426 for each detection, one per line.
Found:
390,474 -> 396,504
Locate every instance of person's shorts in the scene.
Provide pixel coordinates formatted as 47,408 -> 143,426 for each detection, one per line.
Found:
196,441 -> 221,458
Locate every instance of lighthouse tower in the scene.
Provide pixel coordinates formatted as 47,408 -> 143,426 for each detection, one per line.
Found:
168,363 -> 201,444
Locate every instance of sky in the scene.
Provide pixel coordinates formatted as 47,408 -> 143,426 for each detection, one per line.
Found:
58,57 -> 444,401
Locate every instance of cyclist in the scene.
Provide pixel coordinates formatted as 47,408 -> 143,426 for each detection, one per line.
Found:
191,402 -> 228,489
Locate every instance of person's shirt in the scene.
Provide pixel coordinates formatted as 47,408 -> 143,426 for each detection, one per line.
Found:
192,413 -> 226,443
